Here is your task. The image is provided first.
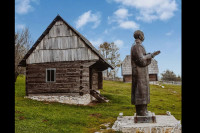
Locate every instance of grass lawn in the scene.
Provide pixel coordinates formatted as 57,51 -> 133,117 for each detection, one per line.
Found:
15,75 -> 181,133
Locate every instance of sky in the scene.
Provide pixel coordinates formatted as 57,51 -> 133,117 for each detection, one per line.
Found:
15,0 -> 181,78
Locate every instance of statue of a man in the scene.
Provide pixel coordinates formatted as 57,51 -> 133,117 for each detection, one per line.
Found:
131,30 -> 160,116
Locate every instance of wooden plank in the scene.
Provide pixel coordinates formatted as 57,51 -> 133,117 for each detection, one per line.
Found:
26,61 -> 90,68
28,88 -> 80,94
28,93 -> 80,96
77,37 -> 85,48
43,35 -> 49,49
48,22 -> 74,38
90,90 -> 109,102
27,48 -> 100,64
27,83 -> 80,89
48,24 -> 56,38
26,67 -> 28,96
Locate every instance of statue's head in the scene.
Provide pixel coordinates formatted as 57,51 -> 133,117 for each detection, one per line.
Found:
133,30 -> 144,42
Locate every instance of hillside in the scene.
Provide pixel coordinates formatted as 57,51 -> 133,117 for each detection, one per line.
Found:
15,75 -> 181,133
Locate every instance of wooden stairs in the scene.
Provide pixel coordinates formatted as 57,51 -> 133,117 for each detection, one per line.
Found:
90,90 -> 109,103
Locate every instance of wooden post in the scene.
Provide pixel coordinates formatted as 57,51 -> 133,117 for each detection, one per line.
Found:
89,67 -> 92,90
25,65 -> 28,96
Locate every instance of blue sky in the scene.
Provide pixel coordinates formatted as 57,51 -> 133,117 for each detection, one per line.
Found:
15,0 -> 181,78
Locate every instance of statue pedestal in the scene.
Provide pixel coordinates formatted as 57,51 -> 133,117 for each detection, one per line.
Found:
112,115 -> 181,133
134,112 -> 156,123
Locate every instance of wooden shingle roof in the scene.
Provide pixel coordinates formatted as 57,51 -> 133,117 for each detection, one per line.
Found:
121,55 -> 159,75
19,15 -> 114,69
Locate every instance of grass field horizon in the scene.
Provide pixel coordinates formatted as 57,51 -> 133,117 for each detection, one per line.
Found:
15,75 -> 181,133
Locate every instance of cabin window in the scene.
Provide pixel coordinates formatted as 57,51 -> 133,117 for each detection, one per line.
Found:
46,68 -> 56,82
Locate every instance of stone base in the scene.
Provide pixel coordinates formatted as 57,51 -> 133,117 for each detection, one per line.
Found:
134,115 -> 156,123
112,115 -> 181,133
25,93 -> 97,105
134,112 -> 156,123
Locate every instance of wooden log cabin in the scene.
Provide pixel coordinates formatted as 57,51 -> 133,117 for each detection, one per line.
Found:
19,15 -> 113,105
121,55 -> 159,83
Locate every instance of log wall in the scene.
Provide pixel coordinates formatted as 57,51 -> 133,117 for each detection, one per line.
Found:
123,74 -> 158,82
92,69 -> 99,90
123,75 -> 132,83
149,74 -> 157,81
26,61 -> 96,95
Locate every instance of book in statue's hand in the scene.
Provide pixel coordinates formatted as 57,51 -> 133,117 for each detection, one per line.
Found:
152,51 -> 160,57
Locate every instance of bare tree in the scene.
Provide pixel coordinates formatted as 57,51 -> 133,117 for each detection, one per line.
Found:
99,42 -> 111,77
15,27 -> 33,82
109,42 -> 121,78
99,42 -> 121,78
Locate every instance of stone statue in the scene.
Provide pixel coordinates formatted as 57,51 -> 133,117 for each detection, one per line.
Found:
131,30 -> 160,119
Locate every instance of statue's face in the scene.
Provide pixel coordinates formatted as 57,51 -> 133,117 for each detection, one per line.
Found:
135,39 -> 142,44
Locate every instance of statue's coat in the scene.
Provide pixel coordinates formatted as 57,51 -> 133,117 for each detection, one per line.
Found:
131,41 -> 152,105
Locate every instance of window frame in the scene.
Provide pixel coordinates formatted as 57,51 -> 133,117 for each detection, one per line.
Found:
46,68 -> 56,82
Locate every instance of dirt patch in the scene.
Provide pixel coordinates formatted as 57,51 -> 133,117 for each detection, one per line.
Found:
88,101 -> 99,106
42,119 -> 48,122
15,110 -> 23,114
89,113 -> 102,118
19,116 -> 25,120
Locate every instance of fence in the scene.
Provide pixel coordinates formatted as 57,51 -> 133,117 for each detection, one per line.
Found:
159,81 -> 182,85
103,77 -> 181,85
103,77 -> 123,82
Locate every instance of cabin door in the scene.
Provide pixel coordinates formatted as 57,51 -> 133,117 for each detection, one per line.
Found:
89,67 -> 92,90
98,72 -> 103,89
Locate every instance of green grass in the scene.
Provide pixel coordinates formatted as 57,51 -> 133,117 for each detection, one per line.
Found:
15,75 -> 181,133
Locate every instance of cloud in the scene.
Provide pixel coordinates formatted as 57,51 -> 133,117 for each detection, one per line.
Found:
112,0 -> 178,22
165,30 -> 174,36
15,0 -> 39,15
114,8 -> 132,19
75,10 -> 101,29
16,24 -> 26,30
90,38 -> 124,49
119,21 -> 139,30
114,39 -> 124,48
108,8 -> 132,23
108,8 -> 139,30
89,38 -> 104,47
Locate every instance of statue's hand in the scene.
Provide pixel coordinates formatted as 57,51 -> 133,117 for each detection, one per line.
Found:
152,51 -> 161,58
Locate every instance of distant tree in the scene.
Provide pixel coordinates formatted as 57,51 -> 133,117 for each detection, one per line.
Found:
15,27 -> 33,82
99,42 -> 121,78
176,75 -> 181,81
161,70 -> 179,81
108,42 -> 121,78
99,42 -> 111,77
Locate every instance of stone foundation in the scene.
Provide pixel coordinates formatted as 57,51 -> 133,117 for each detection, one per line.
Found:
25,93 -> 99,105
112,115 -> 181,133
